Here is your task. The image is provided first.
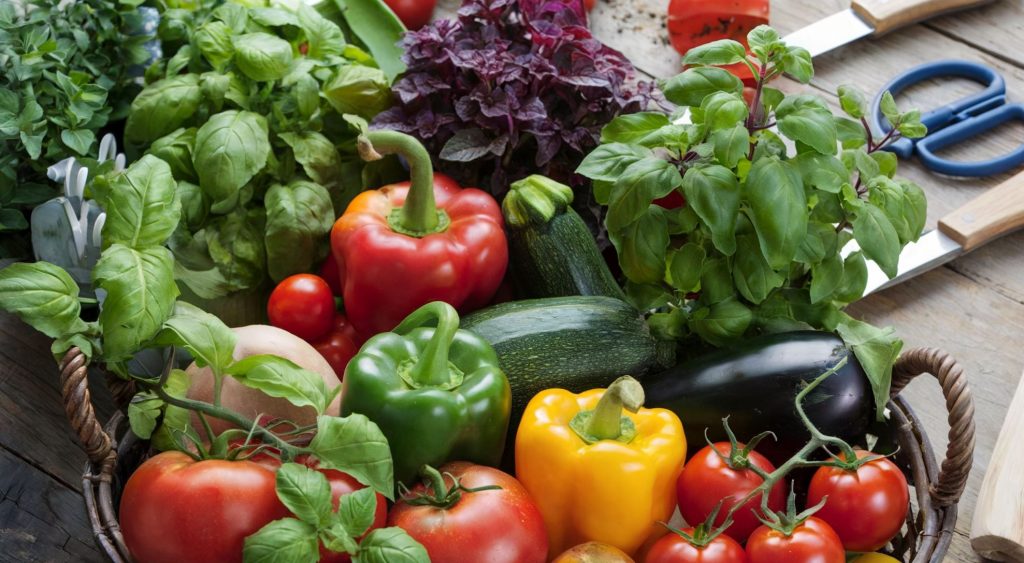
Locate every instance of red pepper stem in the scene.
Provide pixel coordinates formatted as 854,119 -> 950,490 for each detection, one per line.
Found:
358,130 -> 440,235
392,301 -> 460,388
586,376 -> 645,440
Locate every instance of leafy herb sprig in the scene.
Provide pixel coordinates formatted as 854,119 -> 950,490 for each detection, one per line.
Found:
577,25 -> 927,415
0,0 -> 154,256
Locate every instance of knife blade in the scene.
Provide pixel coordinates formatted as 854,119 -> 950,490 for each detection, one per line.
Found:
782,0 -> 995,58
846,168 -> 1024,297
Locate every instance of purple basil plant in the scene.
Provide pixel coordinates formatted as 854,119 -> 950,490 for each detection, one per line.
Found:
373,0 -> 657,230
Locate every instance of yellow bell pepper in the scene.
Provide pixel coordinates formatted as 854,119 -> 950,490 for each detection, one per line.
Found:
515,376 -> 686,559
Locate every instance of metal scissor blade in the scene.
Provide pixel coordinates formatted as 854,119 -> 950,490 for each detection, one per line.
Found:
842,229 -> 965,298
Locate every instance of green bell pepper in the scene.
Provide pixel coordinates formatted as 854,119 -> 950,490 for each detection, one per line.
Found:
339,301 -> 512,485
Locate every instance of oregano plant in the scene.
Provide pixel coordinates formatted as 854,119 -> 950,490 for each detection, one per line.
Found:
576,25 -> 927,416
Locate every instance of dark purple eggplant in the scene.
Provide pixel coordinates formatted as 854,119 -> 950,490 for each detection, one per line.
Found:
641,331 -> 873,464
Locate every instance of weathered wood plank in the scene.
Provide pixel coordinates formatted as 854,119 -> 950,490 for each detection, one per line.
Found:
0,313 -> 116,491
0,446 -> 102,563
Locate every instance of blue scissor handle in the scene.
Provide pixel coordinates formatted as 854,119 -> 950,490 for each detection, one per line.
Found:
871,60 -> 1005,157
917,103 -> 1024,176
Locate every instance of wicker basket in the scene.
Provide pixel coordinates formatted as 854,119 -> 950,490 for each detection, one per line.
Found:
59,346 -> 976,563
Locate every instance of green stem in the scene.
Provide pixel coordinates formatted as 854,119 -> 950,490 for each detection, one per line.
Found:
585,376 -> 645,441
358,130 -> 441,235
392,302 -> 460,388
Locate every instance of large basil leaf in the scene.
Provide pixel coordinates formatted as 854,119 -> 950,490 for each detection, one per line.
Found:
836,315 -> 903,418
278,132 -> 345,210
125,75 -> 202,146
605,158 -> 681,233
297,3 -> 345,59
228,354 -> 331,416
776,95 -> 837,155
743,156 -> 807,270
148,127 -> 198,183
195,20 -> 234,70
97,155 -> 180,250
153,301 -> 236,373
354,528 -> 430,563
600,113 -> 671,145
309,414 -> 395,499
682,164 -> 740,256
264,181 -> 334,282
206,208 -> 267,293
852,202 -> 900,279
690,297 -> 752,347
0,261 -> 86,338
193,110 -> 270,213
93,245 -> 179,361
610,206 -> 669,285
243,519 -> 319,563
733,234 -> 784,304
323,65 -> 391,119
660,66 -> 743,108
274,463 -> 333,527
575,143 -> 652,184
232,32 -> 293,82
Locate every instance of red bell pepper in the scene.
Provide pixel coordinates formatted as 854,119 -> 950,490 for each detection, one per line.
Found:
330,131 -> 508,335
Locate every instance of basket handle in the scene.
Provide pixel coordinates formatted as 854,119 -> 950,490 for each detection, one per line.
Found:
891,347 -> 976,507
58,347 -> 135,471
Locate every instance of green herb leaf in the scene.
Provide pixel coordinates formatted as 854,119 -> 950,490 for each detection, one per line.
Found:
605,158 -> 682,233
660,67 -> 744,108
690,297 -> 752,347
329,0 -> 407,82
93,245 -> 179,361
682,39 -> 748,67
244,518 -> 320,563
781,46 -> 813,83
233,32 -> 293,82
610,206 -> 669,284
151,369 -> 194,452
836,315 -> 902,418
297,3 -> 345,59
338,487 -> 377,538
810,253 -> 844,304
795,221 -> 838,264
747,25 -> 781,62
576,143 -> 652,184
668,243 -> 705,293
701,92 -> 748,131
835,251 -> 868,303
835,117 -> 867,149
0,262 -> 85,339
897,109 -> 927,138
775,95 -> 837,155
699,258 -> 735,304
195,20 -> 234,70
837,85 -> 867,119
900,179 -> 927,242
844,148 -> 881,181
793,153 -> 848,194
153,301 -> 237,373
871,151 -> 898,178
127,391 -> 162,439
744,156 -> 807,270
227,354 -> 331,415
276,463 -> 334,528
879,91 -> 900,126
852,203 -> 901,278
125,75 -> 201,146
682,164 -> 741,256
60,128 -> 95,155
733,234 -> 784,304
264,181 -> 334,282
353,527 -> 430,563
278,132 -> 344,202
711,124 -> 749,168
600,112 -> 672,145
148,128 -> 198,183
97,155 -> 181,250
309,414 -> 395,500
193,110 -> 270,214
323,65 -> 391,120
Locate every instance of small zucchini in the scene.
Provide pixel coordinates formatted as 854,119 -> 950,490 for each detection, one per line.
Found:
502,175 -> 624,300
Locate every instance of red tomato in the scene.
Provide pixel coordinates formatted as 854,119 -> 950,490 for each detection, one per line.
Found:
676,442 -> 785,543
666,0 -> 769,85
320,252 -> 343,296
746,517 -> 844,563
806,450 -> 910,552
311,463 -> 388,563
268,274 -> 336,342
388,462 -> 548,563
312,313 -> 364,379
383,0 -> 435,30
646,529 -> 748,563
654,190 -> 687,209
120,451 -> 290,563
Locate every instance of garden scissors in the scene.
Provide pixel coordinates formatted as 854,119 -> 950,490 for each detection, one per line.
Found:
870,59 -> 1024,177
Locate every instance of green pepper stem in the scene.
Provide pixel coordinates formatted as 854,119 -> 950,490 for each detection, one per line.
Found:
392,301 -> 460,388
358,130 -> 440,235
585,376 -> 645,441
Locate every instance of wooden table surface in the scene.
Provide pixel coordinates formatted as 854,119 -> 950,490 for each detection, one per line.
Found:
2,1 -> 1023,561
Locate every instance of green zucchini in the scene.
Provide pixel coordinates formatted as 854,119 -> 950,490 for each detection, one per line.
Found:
461,296 -> 667,422
502,175 -> 624,300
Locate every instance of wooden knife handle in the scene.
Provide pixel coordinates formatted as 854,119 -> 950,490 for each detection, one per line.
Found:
852,0 -> 994,35
971,374 -> 1024,562
938,169 -> 1024,252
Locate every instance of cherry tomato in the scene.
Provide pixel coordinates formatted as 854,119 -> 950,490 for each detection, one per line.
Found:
646,529 -> 748,563
388,462 -> 548,563
268,274 -> 336,342
320,252 -> 343,296
552,541 -> 634,562
806,450 -> 910,552
746,517 -> 844,563
383,0 -> 435,30
312,313 -> 364,379
121,452 -> 290,563
676,442 -> 785,543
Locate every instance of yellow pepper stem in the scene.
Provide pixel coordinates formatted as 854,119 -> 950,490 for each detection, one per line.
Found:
570,376 -> 645,443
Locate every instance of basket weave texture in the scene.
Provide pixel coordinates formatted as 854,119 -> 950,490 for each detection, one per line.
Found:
58,346 -> 976,563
